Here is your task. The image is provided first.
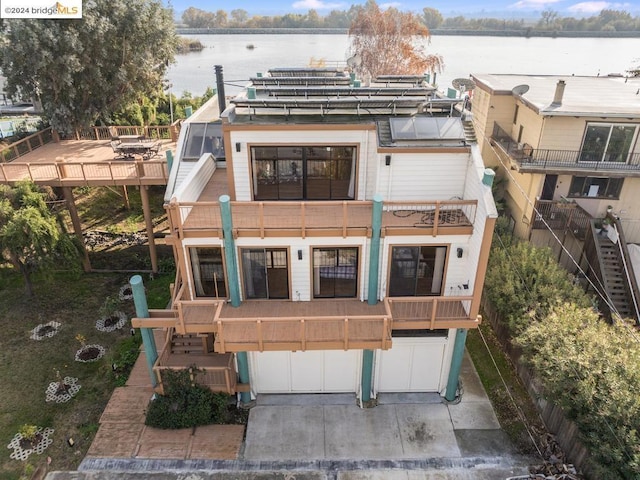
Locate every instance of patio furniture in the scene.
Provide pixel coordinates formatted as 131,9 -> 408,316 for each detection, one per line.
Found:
112,140 -> 160,160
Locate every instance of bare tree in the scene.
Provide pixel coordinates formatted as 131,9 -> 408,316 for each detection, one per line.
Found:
348,1 -> 443,80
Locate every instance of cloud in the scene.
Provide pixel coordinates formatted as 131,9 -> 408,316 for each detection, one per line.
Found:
508,0 -> 562,8
292,0 -> 346,9
567,1 -> 630,13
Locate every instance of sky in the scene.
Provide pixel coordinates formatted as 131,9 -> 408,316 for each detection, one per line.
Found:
169,0 -> 640,17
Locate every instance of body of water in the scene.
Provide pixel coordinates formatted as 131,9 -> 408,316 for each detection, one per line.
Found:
166,33 -> 640,96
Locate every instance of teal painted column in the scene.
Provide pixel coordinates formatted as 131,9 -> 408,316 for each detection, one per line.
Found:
362,194 -> 383,404
130,275 -> 158,387
368,194 -> 383,305
165,149 -> 173,173
219,195 -> 250,403
445,328 -> 468,402
361,350 -> 374,403
219,195 -> 241,307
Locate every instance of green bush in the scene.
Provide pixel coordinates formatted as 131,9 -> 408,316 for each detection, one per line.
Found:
484,224 -> 592,336
517,303 -> 640,478
109,332 -> 142,387
145,368 -> 230,429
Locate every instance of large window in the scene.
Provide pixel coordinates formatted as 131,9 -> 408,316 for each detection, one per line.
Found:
579,123 -> 637,163
252,146 -> 356,200
183,122 -> 225,161
389,246 -> 447,297
241,248 -> 289,299
568,176 -> 624,199
313,247 -> 358,298
189,247 -> 226,298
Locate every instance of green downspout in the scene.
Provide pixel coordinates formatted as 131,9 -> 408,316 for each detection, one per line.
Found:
130,274 -> 158,387
362,194 -> 384,403
445,328 -> 468,402
165,150 -> 173,174
219,195 -> 250,404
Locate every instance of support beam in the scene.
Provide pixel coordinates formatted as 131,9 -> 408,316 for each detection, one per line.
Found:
367,194 -> 383,305
236,351 -> 251,405
361,349 -> 374,403
219,194 -> 241,307
62,186 -> 91,272
122,185 -> 130,210
445,328 -> 467,402
130,274 -> 158,387
469,216 -> 497,319
139,185 -> 158,274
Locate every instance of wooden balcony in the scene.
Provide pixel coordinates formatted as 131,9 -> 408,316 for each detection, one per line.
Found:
491,124 -> 640,176
167,199 -> 477,239
0,126 -> 176,187
132,295 -> 479,354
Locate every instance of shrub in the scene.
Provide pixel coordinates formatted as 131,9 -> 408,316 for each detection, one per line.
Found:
109,332 -> 141,387
145,368 -> 230,429
484,225 -> 592,336
517,303 -> 640,478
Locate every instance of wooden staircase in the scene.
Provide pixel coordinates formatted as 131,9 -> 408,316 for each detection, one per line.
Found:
597,235 -> 633,319
170,332 -> 213,354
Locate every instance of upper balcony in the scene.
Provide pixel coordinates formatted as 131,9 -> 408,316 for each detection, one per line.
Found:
167,195 -> 477,240
491,124 -> 640,176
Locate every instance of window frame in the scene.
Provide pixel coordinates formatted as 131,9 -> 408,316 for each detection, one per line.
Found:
188,246 -> 227,299
579,122 -> 638,164
387,245 -> 448,297
567,176 -> 624,199
239,247 -> 290,300
312,246 -> 359,299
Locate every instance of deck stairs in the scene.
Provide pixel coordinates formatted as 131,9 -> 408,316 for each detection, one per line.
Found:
596,234 -> 634,319
463,120 -> 477,144
170,332 -> 213,354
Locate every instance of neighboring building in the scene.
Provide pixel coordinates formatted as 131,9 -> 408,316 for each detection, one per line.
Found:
471,74 -> 640,321
134,67 -> 497,404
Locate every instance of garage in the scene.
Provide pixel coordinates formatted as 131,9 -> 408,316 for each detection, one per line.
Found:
250,349 -> 362,393
374,335 -> 452,393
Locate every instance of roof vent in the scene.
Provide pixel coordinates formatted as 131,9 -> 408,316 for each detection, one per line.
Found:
551,80 -> 565,106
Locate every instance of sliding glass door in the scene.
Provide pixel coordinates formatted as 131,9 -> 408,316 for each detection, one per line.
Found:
389,246 -> 447,297
241,248 -> 289,299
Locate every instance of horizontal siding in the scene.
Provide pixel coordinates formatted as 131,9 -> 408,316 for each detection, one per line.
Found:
386,153 -> 467,201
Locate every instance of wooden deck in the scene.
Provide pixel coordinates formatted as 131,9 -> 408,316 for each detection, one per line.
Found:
0,138 -> 175,187
169,199 -> 477,239
133,295 -> 479,354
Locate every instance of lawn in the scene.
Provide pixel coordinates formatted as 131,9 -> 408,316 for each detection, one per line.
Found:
0,265 -> 173,479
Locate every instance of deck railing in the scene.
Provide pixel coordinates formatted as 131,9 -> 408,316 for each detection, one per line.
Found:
0,158 -> 168,186
167,199 -> 477,238
492,124 -> 640,172
68,125 -> 174,141
0,128 -> 54,163
532,199 -> 592,240
385,296 -> 476,329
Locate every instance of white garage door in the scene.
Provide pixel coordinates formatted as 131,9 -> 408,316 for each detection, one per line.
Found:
250,350 -> 361,393
375,336 -> 449,393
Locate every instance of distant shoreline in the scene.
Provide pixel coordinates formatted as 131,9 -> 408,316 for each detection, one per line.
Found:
176,27 -> 640,38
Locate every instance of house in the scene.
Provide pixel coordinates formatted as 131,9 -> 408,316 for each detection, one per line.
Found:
132,67 -> 498,405
471,73 -> 640,321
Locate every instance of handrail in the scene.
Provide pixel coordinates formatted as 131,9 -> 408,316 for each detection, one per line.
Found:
611,215 -> 640,323
492,123 -> 640,171
0,127 -> 54,163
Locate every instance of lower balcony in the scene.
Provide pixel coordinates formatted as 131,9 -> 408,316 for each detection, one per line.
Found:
133,296 -> 479,354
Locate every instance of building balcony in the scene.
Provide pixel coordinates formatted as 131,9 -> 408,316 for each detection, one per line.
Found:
491,124 -> 640,176
132,283 -> 479,354
166,198 -> 477,239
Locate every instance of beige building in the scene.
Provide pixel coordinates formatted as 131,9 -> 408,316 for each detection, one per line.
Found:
471,73 -> 640,321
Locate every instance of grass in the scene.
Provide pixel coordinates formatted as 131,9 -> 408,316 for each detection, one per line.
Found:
467,321 -> 546,456
0,265 -> 173,479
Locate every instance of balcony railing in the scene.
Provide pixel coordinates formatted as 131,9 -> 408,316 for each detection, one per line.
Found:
167,199 -> 477,239
532,199 -> 592,240
0,128 -> 54,162
385,296 -> 477,330
492,124 -> 640,173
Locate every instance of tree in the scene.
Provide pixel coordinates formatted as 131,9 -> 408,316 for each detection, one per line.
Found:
348,1 -> 443,80
182,7 -> 215,28
0,0 -> 177,136
230,9 -> 249,26
0,182 -> 81,296
422,7 -> 443,29
538,9 -> 559,28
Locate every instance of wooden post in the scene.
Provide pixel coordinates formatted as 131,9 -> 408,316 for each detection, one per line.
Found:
62,187 -> 91,272
139,185 -> 158,273
122,186 -> 130,210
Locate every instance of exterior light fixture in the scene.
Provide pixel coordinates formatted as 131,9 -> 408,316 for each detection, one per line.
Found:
457,248 -> 463,258
235,142 -> 241,152
298,249 -> 303,260
385,155 -> 391,166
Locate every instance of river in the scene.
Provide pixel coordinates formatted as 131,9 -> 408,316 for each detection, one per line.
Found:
166,33 -> 640,96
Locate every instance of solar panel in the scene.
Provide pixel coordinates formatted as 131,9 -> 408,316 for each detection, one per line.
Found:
250,77 -> 352,86
255,86 -> 436,97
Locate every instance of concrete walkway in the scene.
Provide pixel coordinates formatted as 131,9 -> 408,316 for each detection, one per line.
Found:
46,352 -> 536,480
